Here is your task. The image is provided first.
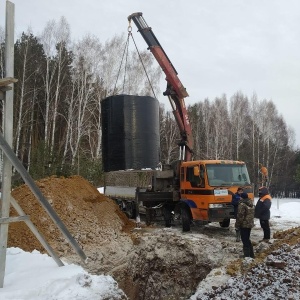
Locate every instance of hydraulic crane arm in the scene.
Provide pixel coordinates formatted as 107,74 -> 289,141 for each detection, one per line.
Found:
128,12 -> 194,161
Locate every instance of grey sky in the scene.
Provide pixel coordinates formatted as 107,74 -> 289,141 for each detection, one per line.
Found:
1,0 -> 300,147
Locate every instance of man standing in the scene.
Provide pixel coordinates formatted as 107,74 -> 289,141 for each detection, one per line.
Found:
232,187 -> 243,242
255,186 -> 272,242
236,192 -> 255,258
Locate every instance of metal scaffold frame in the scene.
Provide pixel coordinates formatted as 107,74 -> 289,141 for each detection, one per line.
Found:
0,1 -> 86,288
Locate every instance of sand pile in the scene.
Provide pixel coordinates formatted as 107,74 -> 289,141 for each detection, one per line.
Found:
8,175 -> 136,274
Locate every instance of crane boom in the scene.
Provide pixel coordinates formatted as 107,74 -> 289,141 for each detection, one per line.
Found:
128,12 -> 194,161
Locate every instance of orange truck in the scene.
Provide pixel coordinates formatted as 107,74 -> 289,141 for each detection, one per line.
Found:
103,13 -> 254,231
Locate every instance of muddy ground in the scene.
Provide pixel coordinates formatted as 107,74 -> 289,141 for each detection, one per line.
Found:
7,176 -> 300,300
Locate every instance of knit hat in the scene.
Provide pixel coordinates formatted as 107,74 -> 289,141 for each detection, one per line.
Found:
241,192 -> 248,199
258,186 -> 269,196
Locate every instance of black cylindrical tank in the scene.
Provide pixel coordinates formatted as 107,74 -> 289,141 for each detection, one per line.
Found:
101,94 -> 160,172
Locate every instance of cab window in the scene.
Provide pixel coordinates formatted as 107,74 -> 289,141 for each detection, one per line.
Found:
186,165 -> 204,187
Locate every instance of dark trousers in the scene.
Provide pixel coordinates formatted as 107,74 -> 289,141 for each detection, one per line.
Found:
260,219 -> 270,239
240,228 -> 254,258
240,228 -> 252,248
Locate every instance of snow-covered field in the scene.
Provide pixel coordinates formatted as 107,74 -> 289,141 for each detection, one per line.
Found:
1,198 -> 300,300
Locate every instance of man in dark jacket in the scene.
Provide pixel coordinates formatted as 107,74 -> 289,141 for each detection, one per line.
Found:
254,186 -> 272,242
236,192 -> 255,258
232,187 -> 243,242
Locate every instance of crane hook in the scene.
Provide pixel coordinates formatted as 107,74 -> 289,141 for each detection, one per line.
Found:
128,20 -> 132,33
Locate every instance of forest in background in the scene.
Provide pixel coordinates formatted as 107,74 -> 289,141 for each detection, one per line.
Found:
0,17 -> 300,196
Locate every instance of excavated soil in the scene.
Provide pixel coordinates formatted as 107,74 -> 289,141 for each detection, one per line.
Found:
8,176 -> 136,274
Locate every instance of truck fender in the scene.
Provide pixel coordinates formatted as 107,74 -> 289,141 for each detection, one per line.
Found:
179,199 -> 197,209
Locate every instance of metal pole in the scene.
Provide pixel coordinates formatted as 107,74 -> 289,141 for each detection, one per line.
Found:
0,0 -> 14,288
9,197 -> 64,267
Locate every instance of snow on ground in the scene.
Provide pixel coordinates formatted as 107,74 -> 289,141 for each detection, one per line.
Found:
190,198 -> 300,300
0,198 -> 300,300
1,248 -> 126,300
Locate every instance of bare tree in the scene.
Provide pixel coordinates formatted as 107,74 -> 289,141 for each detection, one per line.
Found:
200,98 -> 213,159
123,50 -> 162,97
63,35 -> 102,166
14,31 -> 46,170
159,105 -> 179,164
39,17 -> 71,164
210,95 -> 230,159
100,34 -> 126,96
40,19 -> 56,151
49,17 -> 71,159
229,91 -> 249,160
249,93 -> 260,185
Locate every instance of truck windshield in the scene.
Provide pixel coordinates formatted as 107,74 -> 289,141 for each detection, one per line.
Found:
206,164 -> 251,187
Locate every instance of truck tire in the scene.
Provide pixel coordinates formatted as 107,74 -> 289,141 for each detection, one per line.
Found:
163,206 -> 172,228
181,206 -> 191,232
219,218 -> 230,228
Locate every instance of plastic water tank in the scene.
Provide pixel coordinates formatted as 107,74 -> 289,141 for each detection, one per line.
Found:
101,94 -> 160,172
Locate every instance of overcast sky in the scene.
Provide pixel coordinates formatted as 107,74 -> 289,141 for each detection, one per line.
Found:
1,0 -> 300,147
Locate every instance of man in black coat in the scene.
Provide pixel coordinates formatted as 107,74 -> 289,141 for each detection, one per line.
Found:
254,186 -> 272,242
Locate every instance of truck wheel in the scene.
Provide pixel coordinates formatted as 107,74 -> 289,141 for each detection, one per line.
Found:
163,206 -> 172,228
126,202 -> 136,219
181,206 -> 191,232
219,219 -> 230,228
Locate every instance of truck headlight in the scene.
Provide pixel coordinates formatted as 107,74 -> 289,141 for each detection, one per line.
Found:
209,204 -> 224,208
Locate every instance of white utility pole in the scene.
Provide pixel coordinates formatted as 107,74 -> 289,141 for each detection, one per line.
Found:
0,0 -> 15,288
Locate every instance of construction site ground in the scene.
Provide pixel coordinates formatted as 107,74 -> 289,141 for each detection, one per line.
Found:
7,175 -> 300,300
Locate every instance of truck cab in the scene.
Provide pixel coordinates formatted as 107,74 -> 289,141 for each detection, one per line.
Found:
179,160 -> 253,231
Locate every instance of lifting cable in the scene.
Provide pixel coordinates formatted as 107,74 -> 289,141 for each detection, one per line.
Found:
113,31 -> 130,95
122,31 -> 130,93
113,23 -> 157,98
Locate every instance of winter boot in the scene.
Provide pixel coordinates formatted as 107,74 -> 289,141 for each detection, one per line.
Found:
243,247 -> 251,258
235,229 -> 241,242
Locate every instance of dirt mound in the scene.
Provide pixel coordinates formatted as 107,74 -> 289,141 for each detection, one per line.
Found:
8,175 -> 136,274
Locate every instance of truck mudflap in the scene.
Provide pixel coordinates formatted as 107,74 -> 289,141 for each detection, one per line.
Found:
208,204 -> 234,221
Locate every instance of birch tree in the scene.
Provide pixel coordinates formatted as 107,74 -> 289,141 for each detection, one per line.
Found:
14,32 -> 46,168
49,17 -> 71,159
160,106 -> 179,164
64,35 -> 101,167
40,20 -> 56,152
210,95 -> 230,159
201,98 -> 213,159
229,92 -> 249,160
40,17 -> 71,165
